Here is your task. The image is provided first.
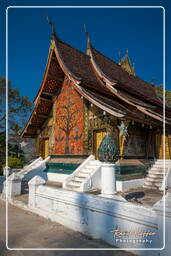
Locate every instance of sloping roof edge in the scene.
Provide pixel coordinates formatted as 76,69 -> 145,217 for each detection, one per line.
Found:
89,45 -> 163,107
33,44 -> 53,104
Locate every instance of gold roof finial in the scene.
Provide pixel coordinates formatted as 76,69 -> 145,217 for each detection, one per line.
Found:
126,48 -> 129,56
84,24 -> 88,37
118,50 -> 121,64
151,78 -> 155,87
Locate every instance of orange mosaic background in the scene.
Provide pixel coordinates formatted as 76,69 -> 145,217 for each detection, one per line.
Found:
54,79 -> 84,155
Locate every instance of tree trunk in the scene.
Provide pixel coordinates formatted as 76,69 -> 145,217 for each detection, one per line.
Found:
65,131 -> 70,154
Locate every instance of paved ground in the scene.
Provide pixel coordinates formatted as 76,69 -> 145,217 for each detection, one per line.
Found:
0,200 -> 135,256
120,187 -> 163,206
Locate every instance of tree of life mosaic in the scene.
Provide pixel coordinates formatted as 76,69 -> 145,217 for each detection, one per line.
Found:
54,80 -> 83,154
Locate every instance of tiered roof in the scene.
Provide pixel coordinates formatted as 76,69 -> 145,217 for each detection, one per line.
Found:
90,46 -> 162,106
21,30 -> 170,138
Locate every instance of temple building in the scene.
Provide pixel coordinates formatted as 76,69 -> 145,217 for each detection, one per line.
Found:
21,27 -> 171,168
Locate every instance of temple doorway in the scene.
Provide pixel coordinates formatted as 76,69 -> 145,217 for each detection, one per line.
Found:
44,139 -> 49,158
40,139 -> 49,159
93,129 -> 106,159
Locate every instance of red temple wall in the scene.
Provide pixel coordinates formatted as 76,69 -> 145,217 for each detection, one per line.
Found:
54,78 -> 84,155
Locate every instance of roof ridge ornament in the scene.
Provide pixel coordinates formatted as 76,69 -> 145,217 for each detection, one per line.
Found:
46,15 -> 55,40
84,24 -> 91,55
151,78 -> 155,87
118,50 -> 121,64
119,48 -> 136,76
84,24 -> 90,40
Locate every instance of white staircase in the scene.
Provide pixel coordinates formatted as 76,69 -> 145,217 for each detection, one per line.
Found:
3,157 -> 50,197
63,155 -> 102,192
18,156 -> 50,179
143,159 -> 171,191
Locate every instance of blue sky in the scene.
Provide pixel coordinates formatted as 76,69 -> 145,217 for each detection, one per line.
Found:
1,0 -> 171,101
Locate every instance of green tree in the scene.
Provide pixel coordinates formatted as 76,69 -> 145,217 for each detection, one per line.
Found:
0,77 -> 33,172
0,132 -> 5,173
0,78 -> 33,133
10,123 -> 22,144
155,85 -> 171,106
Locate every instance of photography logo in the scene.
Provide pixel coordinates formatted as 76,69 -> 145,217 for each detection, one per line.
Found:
110,226 -> 156,245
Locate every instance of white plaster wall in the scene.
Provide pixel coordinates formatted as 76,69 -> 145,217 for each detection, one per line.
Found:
29,184 -> 163,254
116,179 -> 145,192
47,173 -> 69,183
3,180 -> 21,197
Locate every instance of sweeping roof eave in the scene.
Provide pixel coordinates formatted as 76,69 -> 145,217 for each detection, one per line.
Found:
73,81 -> 164,127
54,34 -> 111,95
89,45 -> 164,108
33,45 -> 53,104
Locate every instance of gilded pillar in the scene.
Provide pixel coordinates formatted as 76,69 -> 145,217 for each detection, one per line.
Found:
49,96 -> 57,155
118,120 -> 130,160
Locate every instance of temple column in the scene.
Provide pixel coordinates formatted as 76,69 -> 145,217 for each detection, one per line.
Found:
118,120 -> 130,159
49,96 -> 57,155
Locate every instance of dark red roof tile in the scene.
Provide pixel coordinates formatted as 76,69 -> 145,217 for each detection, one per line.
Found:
55,36 -> 109,94
90,46 -> 162,106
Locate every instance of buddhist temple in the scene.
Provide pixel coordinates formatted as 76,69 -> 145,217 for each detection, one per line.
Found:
21,25 -> 171,173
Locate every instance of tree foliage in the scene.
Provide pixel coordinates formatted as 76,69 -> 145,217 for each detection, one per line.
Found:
155,85 -> 171,106
0,77 -> 33,133
0,77 -> 33,171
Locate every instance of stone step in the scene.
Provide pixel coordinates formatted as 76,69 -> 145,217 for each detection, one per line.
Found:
144,178 -> 163,184
80,169 -> 93,174
85,164 -> 101,168
65,184 -> 81,190
64,157 -> 102,192
144,180 -> 162,187
146,177 -> 163,183
152,166 -> 170,171
68,181 -> 81,187
154,163 -> 171,166
84,166 -> 97,171
73,176 -> 86,182
89,160 -> 101,165
70,179 -> 82,184
149,167 -> 168,172
76,173 -> 89,178
155,159 -> 171,162
143,184 -> 158,190
148,171 -> 164,175
151,166 -> 168,170
143,184 -> 161,190
155,159 -> 171,163
146,173 -> 164,178
148,173 -> 164,179
143,158 -> 169,190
